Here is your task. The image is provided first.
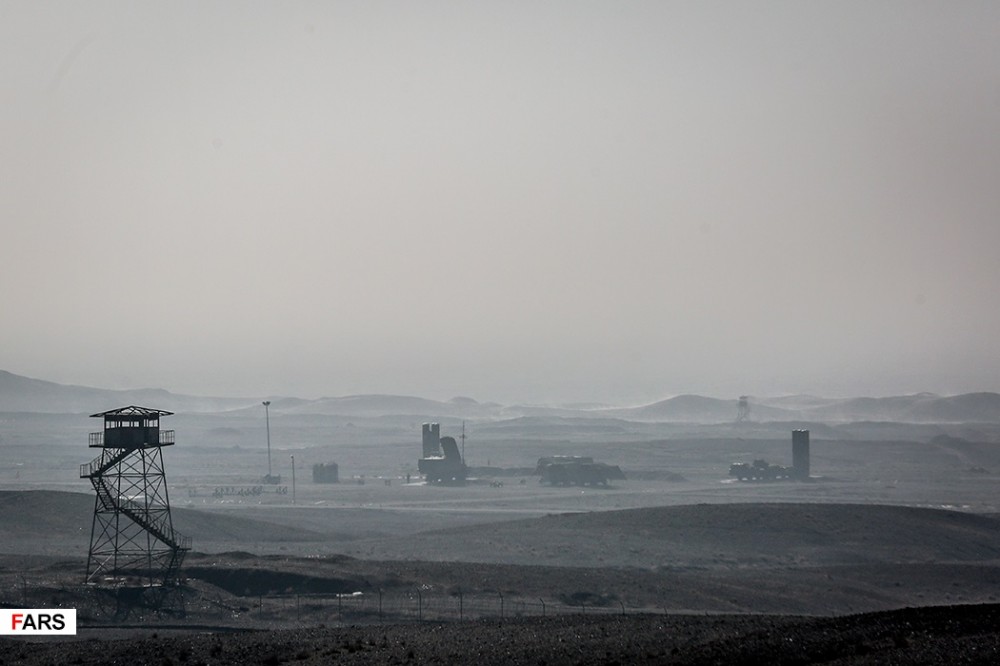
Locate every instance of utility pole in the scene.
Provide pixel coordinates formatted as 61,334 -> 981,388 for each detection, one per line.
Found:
262,400 -> 272,480
461,421 -> 466,463
290,454 -> 296,505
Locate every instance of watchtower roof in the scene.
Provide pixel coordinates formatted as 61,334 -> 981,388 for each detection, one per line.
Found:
89,406 -> 174,418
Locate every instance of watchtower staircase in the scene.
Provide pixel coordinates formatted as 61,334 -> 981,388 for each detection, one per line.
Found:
80,406 -> 190,587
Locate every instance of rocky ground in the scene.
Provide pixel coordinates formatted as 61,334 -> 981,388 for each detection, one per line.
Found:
4,604 -> 1000,665
7,492 -> 1000,664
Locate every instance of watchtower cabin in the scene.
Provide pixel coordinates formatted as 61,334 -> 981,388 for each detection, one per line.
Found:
80,406 -> 190,592
90,406 -> 175,450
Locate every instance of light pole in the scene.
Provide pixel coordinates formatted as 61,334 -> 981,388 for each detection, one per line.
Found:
289,454 -> 296,505
262,400 -> 272,481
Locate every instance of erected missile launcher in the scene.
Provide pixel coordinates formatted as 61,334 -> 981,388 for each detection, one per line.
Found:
418,423 -> 467,485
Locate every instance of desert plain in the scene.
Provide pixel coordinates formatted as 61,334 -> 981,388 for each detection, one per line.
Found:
3,386 -> 1000,663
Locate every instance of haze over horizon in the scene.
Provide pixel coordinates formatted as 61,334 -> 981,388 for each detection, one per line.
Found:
2,2 -> 999,405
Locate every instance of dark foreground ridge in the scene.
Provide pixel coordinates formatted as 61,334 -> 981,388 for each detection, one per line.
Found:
4,604 -> 1000,665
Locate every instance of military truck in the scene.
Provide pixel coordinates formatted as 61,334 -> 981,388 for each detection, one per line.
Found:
312,462 -> 339,483
536,456 -> 626,487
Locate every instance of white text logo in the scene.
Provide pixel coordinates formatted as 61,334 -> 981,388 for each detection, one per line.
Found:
0,609 -> 77,635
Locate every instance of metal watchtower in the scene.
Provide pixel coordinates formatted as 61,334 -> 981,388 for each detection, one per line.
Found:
736,395 -> 751,422
80,406 -> 191,588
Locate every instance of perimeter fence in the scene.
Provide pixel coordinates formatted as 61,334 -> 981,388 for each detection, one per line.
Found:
236,589 -> 642,625
4,575 -> 662,627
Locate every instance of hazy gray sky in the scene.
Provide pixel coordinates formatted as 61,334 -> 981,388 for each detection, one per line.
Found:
2,1 -> 998,404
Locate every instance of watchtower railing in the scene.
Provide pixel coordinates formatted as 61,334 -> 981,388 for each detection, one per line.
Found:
88,429 -> 175,448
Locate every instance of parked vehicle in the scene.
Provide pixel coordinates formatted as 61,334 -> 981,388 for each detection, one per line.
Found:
729,459 -> 793,482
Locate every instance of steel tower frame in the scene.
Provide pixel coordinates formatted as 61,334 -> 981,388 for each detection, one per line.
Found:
736,395 -> 751,422
80,406 -> 190,587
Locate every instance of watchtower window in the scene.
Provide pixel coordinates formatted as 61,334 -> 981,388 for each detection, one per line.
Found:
106,419 -> 144,429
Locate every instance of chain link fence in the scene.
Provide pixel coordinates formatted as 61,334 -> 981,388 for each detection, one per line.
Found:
249,590 -> 643,625
4,575 -> 661,627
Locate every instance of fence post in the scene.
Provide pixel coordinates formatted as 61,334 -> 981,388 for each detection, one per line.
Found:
417,589 -> 422,622
338,594 -> 342,623
458,589 -> 463,622
499,591 -> 504,620
539,598 -> 545,617
378,588 -> 383,624
620,601 -> 625,616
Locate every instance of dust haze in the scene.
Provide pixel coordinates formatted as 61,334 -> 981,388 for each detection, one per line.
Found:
2,2 -> 999,404
3,3 -> 1000,662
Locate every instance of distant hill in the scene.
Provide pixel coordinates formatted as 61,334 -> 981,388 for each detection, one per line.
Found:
754,394 -> 834,410
282,394 -> 502,419
903,392 -> 1000,422
0,370 -> 255,414
3,369 -> 998,424
0,370 -> 502,420
774,392 -> 1000,423
621,394 -> 794,422
519,392 -> 1000,425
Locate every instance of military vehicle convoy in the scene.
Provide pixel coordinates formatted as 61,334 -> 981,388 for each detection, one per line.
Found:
535,456 -> 626,487
415,425 -> 625,487
729,431 -> 812,482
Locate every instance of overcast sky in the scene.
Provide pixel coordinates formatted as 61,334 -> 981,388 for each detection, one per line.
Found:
2,2 -> 998,405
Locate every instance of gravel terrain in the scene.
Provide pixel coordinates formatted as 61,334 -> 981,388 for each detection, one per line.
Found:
6,491 -> 1000,664
4,605 -> 1000,665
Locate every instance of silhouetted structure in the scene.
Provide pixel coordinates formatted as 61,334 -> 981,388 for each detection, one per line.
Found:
80,406 -> 190,592
418,423 -> 467,484
792,429 -> 810,480
729,459 -> 793,481
262,400 -> 280,484
422,422 -> 441,458
729,431 -> 811,483
736,395 -> 751,422
535,456 -> 626,486
312,462 -> 339,483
